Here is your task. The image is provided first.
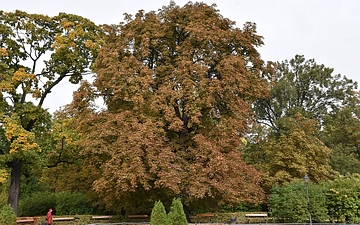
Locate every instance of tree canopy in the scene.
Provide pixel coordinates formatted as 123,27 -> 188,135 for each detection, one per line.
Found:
68,2 -> 273,214
0,10 -> 101,214
254,54 -> 357,131
244,55 -> 359,189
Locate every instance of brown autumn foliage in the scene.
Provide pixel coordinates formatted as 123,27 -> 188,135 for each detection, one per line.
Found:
68,2 -> 274,213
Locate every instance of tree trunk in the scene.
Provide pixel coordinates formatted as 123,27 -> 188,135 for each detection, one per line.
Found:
183,204 -> 191,223
8,160 -> 21,216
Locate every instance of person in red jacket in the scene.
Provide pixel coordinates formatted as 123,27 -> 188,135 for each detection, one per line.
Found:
46,208 -> 53,225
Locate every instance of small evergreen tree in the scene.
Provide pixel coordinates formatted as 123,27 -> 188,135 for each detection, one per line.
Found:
150,200 -> 168,225
168,198 -> 187,225
0,204 -> 17,225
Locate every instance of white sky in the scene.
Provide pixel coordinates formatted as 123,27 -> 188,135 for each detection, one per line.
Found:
2,0 -> 360,113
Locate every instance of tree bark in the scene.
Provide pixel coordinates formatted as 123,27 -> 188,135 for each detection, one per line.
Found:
8,160 -> 21,215
183,204 -> 191,223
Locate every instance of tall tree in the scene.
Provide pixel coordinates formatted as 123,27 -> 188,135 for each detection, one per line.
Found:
245,55 -> 358,187
321,100 -> 360,174
246,113 -> 333,190
0,10 -> 101,214
254,54 -> 357,131
71,2 -> 273,216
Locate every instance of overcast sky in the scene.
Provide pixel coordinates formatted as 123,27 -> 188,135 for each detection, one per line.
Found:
2,0 -> 360,113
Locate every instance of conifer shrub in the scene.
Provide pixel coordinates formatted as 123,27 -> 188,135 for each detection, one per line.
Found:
168,198 -> 187,225
150,200 -> 168,225
0,204 -> 16,225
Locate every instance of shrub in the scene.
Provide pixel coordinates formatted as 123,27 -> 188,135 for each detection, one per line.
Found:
326,174 -> 360,223
18,192 -> 55,216
269,179 -> 329,223
150,200 -> 168,225
168,198 -> 187,225
269,181 -> 308,222
55,191 -> 93,215
0,204 -> 16,225
0,185 -> 8,209
19,191 -> 93,216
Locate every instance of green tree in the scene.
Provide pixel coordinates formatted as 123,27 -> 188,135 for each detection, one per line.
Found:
0,10 -> 101,214
245,55 -> 357,187
245,113 -> 333,190
70,1 -> 272,216
168,198 -> 187,225
321,104 -> 360,175
269,180 -> 328,223
254,54 -> 357,131
150,200 -> 168,225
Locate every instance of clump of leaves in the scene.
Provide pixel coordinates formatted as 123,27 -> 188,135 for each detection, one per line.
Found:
0,204 -> 16,225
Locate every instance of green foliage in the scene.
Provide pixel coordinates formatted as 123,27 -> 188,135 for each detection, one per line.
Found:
321,107 -> 360,175
0,9 -> 102,214
248,54 -> 358,187
18,191 -> 93,216
0,204 -> 16,225
269,180 -> 329,223
307,182 -> 329,222
269,181 -> 308,222
254,54 -> 358,132
219,202 -> 263,213
55,192 -> 93,215
0,181 -> 9,209
18,192 -> 55,216
168,198 -> 187,225
150,200 -> 168,225
326,174 -> 360,223
245,113 -> 332,191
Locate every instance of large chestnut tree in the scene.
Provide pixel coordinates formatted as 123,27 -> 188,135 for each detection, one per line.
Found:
71,2 -> 273,216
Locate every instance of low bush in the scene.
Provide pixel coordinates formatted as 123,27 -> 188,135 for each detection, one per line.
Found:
18,191 -> 93,216
0,204 -> 16,225
55,192 -> 93,215
18,192 -> 55,216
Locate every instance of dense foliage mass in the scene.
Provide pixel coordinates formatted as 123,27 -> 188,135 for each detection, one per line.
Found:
269,174 -> 360,223
68,1 -> 273,214
0,204 -> 16,225
244,55 -> 359,190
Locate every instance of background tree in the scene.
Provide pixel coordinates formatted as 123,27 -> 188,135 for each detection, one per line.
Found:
254,54 -> 357,131
321,103 -> 360,175
0,10 -> 101,214
244,55 -> 358,188
244,113 -> 333,190
70,1 -> 273,217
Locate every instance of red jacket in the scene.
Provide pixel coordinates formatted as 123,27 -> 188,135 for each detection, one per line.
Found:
46,210 -> 53,224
